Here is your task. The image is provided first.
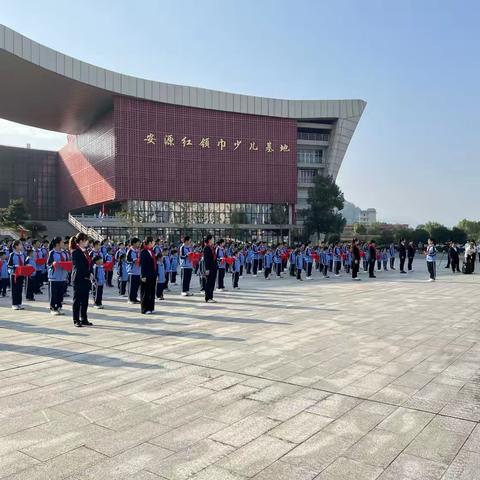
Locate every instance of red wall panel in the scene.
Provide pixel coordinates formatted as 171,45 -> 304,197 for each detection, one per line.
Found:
114,97 -> 297,205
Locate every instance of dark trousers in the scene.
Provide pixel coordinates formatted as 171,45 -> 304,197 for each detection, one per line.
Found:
119,280 -> 127,296
26,275 -> 35,300
93,284 -> 103,306
352,261 -> 359,279
368,260 -> 376,277
128,275 -> 140,302
323,264 -> 329,276
400,256 -> 406,272
408,257 -> 414,271
182,268 -> 192,292
11,275 -> 24,305
0,278 -> 7,296
296,268 -> 302,280
50,281 -> 64,311
252,259 -> 258,275
156,280 -> 166,298
246,262 -> 251,274
217,268 -> 225,289
73,281 -> 90,323
390,257 -> 395,269
427,261 -> 436,280
276,263 -> 282,277
232,272 -> 239,288
451,259 -> 460,273
140,276 -> 156,313
106,270 -> 113,287
306,262 -> 312,277
335,261 -> 341,275
171,271 -> 177,283
264,266 -> 271,278
259,258 -> 263,270
290,264 -> 295,276
205,270 -> 217,301
240,265 -> 244,276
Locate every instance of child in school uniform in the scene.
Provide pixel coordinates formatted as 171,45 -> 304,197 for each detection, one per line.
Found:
245,247 -> 253,275
117,253 -> 128,297
92,255 -> 105,309
289,249 -> 296,276
8,240 -> 26,310
238,249 -> 245,278
170,249 -> 178,285
376,250 -> 382,271
273,245 -> 282,278
25,249 -> 37,301
47,237 -> 69,315
0,251 -> 8,297
105,247 -> 114,287
156,251 -> 166,300
263,248 -> 273,279
382,248 -> 389,271
163,248 -> 171,291
295,247 -> 303,281
232,250 -> 241,289
198,254 -> 206,292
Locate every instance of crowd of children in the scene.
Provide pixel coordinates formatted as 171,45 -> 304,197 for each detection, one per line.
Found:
1,234 -> 452,317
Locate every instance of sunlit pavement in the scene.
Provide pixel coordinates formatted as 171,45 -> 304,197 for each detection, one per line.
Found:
0,259 -> 479,479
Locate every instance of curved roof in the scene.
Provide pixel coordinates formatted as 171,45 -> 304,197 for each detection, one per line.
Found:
0,24 -> 366,135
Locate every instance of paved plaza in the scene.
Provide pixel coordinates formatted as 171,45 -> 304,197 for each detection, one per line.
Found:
0,260 -> 480,479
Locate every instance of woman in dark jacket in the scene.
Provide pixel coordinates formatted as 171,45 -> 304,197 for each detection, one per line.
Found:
140,236 -> 156,314
70,233 -> 92,327
203,234 -> 217,303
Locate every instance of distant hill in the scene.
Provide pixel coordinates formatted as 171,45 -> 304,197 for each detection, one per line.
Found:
341,200 -> 362,224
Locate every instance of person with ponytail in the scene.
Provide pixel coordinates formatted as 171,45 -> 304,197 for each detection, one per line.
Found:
70,233 -> 93,327
139,236 -> 156,314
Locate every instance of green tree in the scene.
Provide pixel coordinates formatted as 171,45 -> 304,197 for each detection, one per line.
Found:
394,227 -> 414,243
457,219 -> 480,241
450,227 -> 467,245
303,175 -> 346,238
430,224 -> 451,244
353,223 -> 367,235
0,198 -> 29,227
411,227 -> 430,245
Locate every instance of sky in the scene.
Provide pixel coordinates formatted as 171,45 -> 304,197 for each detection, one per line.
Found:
1,0 -> 479,227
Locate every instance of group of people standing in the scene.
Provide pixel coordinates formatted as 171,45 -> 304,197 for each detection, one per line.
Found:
2,232 -> 470,326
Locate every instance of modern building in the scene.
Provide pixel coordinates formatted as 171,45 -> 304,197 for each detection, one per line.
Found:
0,24 -> 366,241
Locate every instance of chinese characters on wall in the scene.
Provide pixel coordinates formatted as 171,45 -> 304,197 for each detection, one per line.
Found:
144,133 -> 290,153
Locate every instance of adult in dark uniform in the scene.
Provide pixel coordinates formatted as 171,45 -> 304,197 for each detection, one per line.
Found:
203,234 -> 217,303
351,238 -> 361,281
70,233 -> 92,327
407,241 -> 416,271
139,236 -> 156,314
449,242 -> 460,273
398,239 -> 407,274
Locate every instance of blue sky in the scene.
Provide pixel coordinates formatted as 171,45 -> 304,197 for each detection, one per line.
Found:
1,0 -> 479,226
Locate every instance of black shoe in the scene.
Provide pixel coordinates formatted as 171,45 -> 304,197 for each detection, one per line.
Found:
369,275 -> 376,278
82,320 -> 93,326
400,271 -> 407,274
74,322 -> 83,327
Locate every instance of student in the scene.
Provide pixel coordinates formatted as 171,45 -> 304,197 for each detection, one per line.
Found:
333,243 -> 342,276
323,246 -> 331,278
388,243 -> 396,270
344,248 -> 352,274
368,240 -> 377,278
179,236 -> 194,297
252,242 -> 259,276
170,249 -> 178,285
126,238 -> 141,304
156,251 -> 166,300
232,250 -> 241,289
203,234 -> 217,303
382,248 -> 389,271
139,236 -> 157,314
216,239 -> 226,291
263,248 -> 273,279
351,238 -> 361,281
92,256 -> 105,308
24,249 -> 37,301
104,247 -> 114,287
70,233 -> 93,327
425,237 -> 437,281
117,253 -> 128,296
273,244 -> 282,278
304,242 -> 313,279
0,251 -> 8,296
8,240 -> 26,310
289,248 -> 296,277
31,239 -> 43,294
47,237 -> 68,315
295,247 -> 303,281
245,246 -> 253,275
163,248 -> 171,291
198,252 -> 206,292
238,249 -> 245,278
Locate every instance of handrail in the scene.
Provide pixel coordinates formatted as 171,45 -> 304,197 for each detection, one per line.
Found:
68,213 -> 105,241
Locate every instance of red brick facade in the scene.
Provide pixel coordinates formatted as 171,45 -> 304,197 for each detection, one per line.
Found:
59,96 -> 297,212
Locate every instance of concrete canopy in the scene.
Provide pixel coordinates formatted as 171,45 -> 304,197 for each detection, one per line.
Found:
0,24 -> 366,136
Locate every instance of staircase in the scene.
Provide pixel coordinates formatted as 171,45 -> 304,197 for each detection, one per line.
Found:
68,214 -> 105,241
